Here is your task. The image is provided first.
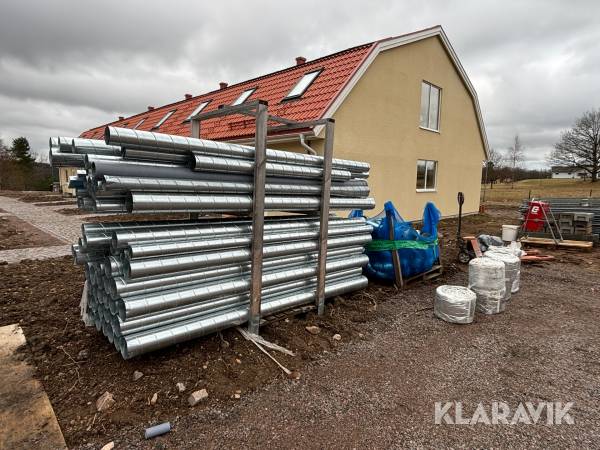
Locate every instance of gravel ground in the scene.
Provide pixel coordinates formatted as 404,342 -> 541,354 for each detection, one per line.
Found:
1,206 -> 598,449
0,214 -> 64,250
98,253 -> 599,449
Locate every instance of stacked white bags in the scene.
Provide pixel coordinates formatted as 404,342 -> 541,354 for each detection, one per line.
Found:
468,258 -> 506,314
434,285 -> 477,324
484,247 -> 521,296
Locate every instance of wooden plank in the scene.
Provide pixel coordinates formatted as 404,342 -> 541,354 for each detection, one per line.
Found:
0,324 -> 67,450
387,213 -> 404,288
520,237 -> 594,250
470,239 -> 483,258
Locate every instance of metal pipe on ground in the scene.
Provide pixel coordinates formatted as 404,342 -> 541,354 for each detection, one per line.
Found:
110,246 -> 364,298
119,275 -> 367,358
115,267 -> 363,336
119,254 -> 368,320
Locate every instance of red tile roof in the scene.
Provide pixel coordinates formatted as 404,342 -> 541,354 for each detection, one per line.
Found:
80,42 -> 375,142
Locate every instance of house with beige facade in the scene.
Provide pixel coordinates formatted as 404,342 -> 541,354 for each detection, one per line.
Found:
75,25 -> 488,220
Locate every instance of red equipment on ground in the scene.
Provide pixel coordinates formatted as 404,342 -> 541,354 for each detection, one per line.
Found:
523,200 -> 550,232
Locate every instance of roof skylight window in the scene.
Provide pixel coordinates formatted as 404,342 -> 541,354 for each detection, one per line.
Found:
152,109 -> 176,129
133,118 -> 146,129
284,70 -> 321,100
185,101 -> 210,121
232,88 -> 256,106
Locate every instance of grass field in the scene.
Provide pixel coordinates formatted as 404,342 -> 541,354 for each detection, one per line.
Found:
481,179 -> 599,203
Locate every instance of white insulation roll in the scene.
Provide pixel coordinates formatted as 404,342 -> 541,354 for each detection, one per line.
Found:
468,258 -> 506,314
434,285 -> 476,324
485,248 -> 521,294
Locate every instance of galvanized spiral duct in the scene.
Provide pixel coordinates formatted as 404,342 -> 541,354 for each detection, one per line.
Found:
72,216 -> 371,357
50,126 -> 374,358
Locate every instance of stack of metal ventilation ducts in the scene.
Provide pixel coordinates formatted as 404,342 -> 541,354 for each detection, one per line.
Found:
74,216 -> 372,358
49,137 -> 122,168
53,126 -> 376,358
49,127 -> 374,214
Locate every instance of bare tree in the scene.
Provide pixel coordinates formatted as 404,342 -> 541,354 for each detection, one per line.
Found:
506,134 -> 524,188
482,147 -> 504,189
549,109 -> 600,182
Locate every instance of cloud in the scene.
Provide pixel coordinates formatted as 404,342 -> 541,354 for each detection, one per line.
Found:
1,0 -> 599,168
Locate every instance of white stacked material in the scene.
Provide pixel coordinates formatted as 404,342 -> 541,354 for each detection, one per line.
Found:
468,258 -> 506,314
484,248 -> 521,295
434,285 -> 476,324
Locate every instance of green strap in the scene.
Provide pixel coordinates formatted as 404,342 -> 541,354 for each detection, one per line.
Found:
366,238 -> 439,252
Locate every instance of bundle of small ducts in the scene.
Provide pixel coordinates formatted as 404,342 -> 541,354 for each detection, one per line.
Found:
434,285 -> 477,324
468,258 -> 506,314
50,127 -> 374,214
484,248 -> 521,295
73,216 -> 373,358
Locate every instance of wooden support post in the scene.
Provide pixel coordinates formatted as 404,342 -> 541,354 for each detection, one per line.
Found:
247,101 -> 268,334
387,210 -> 403,288
316,119 -> 334,315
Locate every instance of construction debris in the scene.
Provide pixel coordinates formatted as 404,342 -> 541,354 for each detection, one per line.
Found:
188,389 -> 209,406
144,422 -> 171,440
96,391 -> 115,412
132,370 -> 144,381
305,325 -> 321,335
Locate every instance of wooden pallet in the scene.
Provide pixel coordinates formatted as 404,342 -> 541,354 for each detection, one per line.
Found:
520,236 -> 594,251
403,264 -> 444,286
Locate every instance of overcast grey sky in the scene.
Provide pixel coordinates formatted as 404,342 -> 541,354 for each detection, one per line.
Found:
0,0 -> 599,168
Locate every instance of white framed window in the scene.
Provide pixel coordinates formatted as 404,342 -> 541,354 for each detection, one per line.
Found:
185,101 -> 210,122
133,118 -> 146,129
416,159 -> 437,191
152,109 -> 176,129
420,81 -> 441,131
284,69 -> 322,100
232,88 -> 256,106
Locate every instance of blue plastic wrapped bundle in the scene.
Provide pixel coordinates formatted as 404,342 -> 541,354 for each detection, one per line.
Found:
350,201 -> 441,280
